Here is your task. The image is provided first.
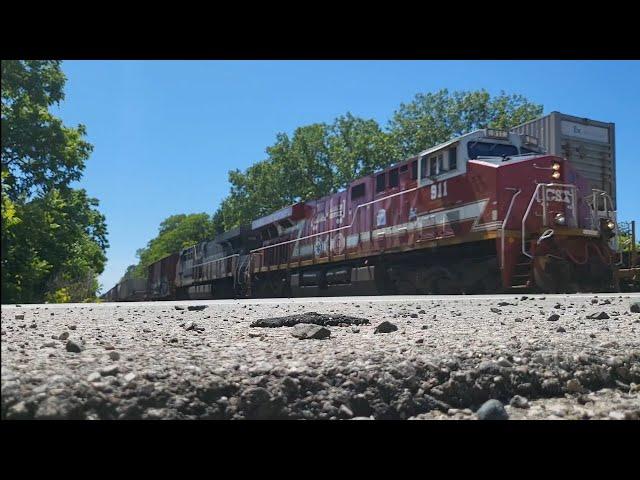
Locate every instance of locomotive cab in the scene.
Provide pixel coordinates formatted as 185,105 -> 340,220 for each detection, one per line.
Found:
415,129 -> 544,187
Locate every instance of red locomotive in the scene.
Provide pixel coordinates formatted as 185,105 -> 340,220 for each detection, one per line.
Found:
104,128 -> 620,301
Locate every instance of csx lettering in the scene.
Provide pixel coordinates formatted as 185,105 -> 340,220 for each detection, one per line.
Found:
538,189 -> 572,204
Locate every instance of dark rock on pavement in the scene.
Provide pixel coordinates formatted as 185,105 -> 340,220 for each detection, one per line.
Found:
65,339 -> 83,353
291,324 -> 331,340
374,321 -> 398,334
251,312 -> 369,328
476,399 -> 509,420
187,305 -> 207,311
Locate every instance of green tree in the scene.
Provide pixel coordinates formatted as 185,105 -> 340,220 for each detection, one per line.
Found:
1,60 -> 107,303
133,213 -> 217,275
217,113 -> 398,230
388,88 -> 543,158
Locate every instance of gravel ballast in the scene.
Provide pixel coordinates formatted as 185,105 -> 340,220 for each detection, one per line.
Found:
2,294 -> 639,420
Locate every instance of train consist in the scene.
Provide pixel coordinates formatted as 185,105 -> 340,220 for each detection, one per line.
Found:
103,127 -> 621,301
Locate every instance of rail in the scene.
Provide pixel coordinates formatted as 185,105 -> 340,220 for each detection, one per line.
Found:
500,187 -> 521,269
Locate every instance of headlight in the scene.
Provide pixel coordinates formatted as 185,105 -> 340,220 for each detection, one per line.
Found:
606,220 -> 615,230
552,163 -> 561,171
552,171 -> 561,179
554,213 -> 566,226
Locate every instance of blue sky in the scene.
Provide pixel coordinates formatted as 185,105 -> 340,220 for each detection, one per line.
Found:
53,61 -> 640,291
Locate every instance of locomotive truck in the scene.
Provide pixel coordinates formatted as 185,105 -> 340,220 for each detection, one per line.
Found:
104,117 -> 622,301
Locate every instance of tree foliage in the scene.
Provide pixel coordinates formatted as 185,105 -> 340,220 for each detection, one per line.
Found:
1,60 -> 107,303
388,89 -> 543,158
132,213 -> 218,276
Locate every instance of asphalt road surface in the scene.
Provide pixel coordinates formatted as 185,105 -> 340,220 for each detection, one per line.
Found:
2,293 -> 639,420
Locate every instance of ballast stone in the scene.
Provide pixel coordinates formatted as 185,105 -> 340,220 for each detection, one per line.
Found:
291,324 -> 331,340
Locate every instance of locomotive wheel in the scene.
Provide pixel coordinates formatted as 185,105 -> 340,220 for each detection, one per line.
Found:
533,255 -> 571,293
418,267 -> 461,295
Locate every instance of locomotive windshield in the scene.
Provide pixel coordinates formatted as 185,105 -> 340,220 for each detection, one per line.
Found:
467,141 -> 519,159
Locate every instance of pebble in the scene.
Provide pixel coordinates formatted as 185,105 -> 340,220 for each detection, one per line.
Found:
476,400 -> 509,420
65,339 -> 83,353
509,395 -> 530,409
374,321 -> 398,334
187,305 -> 208,311
566,379 -> 582,393
99,365 -> 119,376
290,324 -> 331,340
547,314 -> 560,322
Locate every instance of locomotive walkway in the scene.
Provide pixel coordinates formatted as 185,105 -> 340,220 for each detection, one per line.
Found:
2,294 -> 639,420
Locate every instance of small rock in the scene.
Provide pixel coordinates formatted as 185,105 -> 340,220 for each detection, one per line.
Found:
108,351 -> 120,361
490,308 -> 502,314
566,379 -> 582,393
58,331 -> 69,341
497,357 -> 513,368
99,365 -> 119,376
87,372 -> 101,382
629,302 -> 639,313
65,340 -> 83,353
68,325 -> 77,330
291,324 -> 331,340
123,372 -> 137,383
509,395 -> 529,409
374,321 -> 398,334
174,306 -> 185,310
608,411 -> 626,421
556,326 -> 566,333
547,314 -> 560,322
514,317 -> 524,323
187,305 -> 207,311
339,405 -> 354,418
476,400 -> 508,420
15,314 -> 25,320
587,312 -> 610,320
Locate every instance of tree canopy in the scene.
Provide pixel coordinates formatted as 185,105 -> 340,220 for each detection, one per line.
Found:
130,213 -> 218,278
1,60 -> 107,303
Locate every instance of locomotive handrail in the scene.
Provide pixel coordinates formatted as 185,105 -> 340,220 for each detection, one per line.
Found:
500,187 -> 521,270
191,253 -> 239,269
249,186 -> 419,257
521,183 -> 577,259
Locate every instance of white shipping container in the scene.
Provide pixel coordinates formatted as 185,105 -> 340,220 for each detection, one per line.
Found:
511,111 -> 616,207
